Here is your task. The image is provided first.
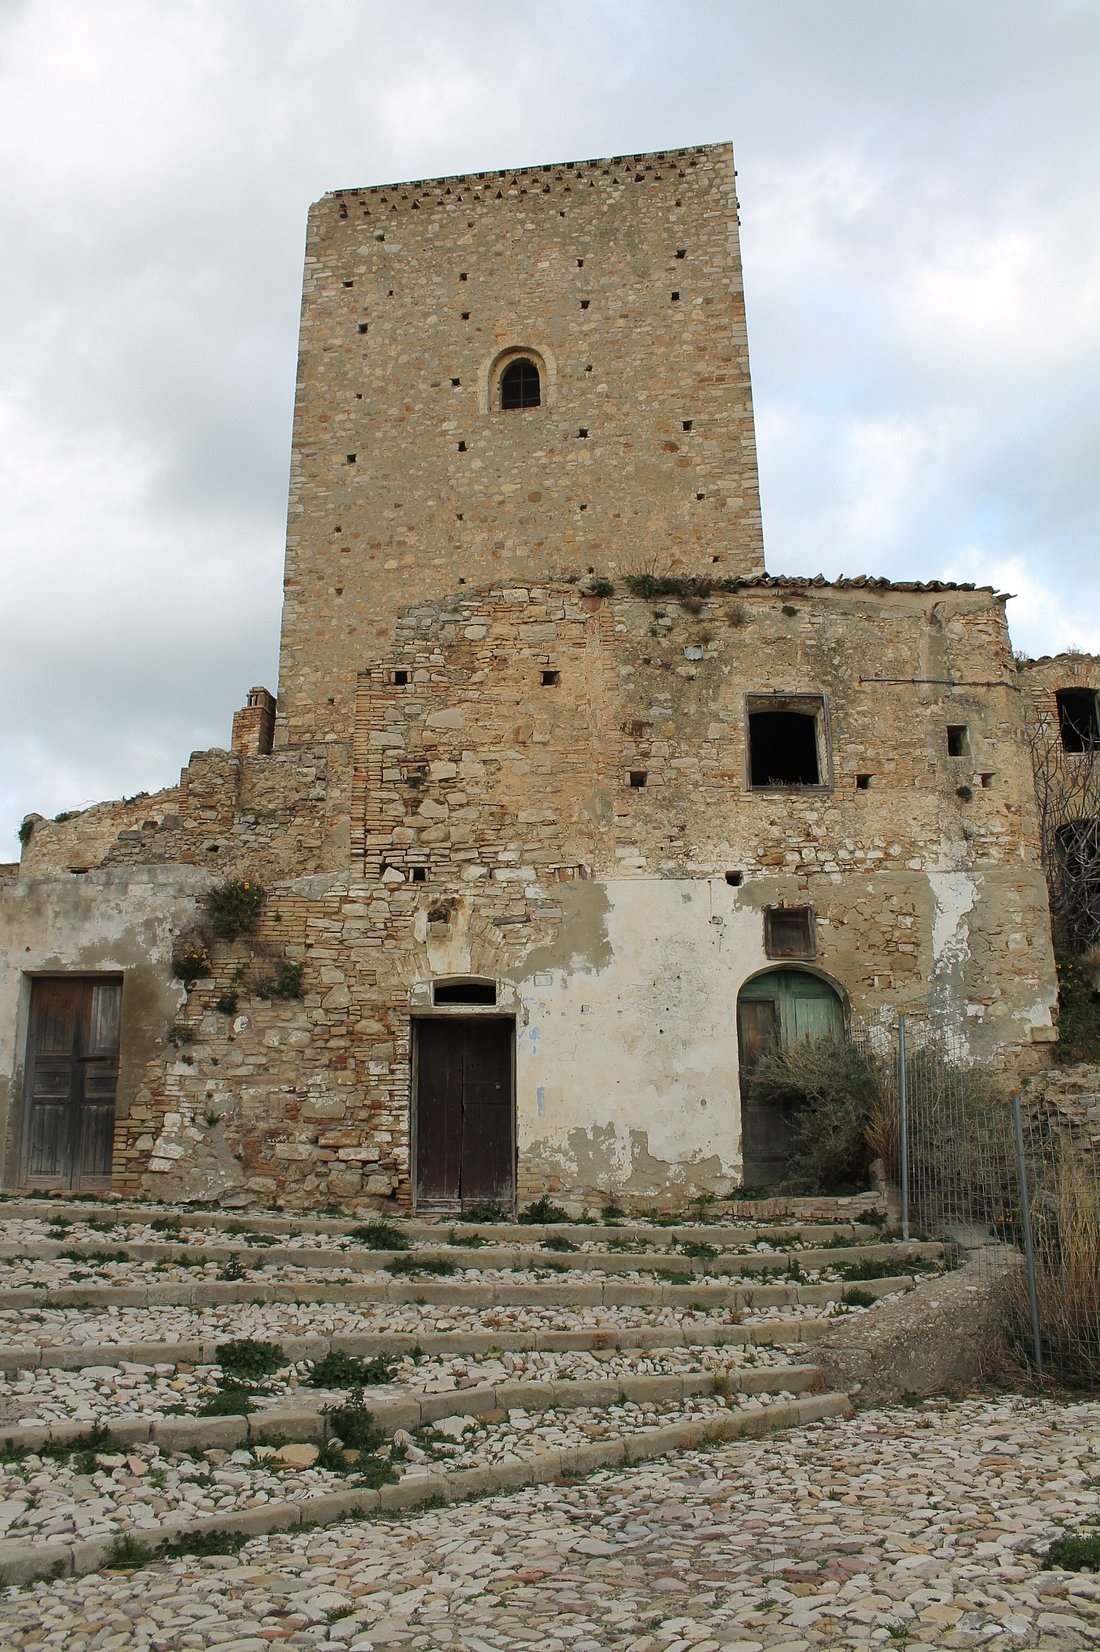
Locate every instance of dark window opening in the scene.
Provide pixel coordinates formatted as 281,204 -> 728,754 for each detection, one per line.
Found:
671,291 -> 680,301
433,980 -> 497,1005
856,773 -> 871,790
451,377 -> 460,386
460,310 -> 470,320
748,704 -> 823,788
682,420 -> 693,431
541,669 -> 560,686
675,248 -> 686,258
725,870 -> 743,887
500,357 -> 541,410
357,322 -> 368,334
1056,688 -> 1100,752
629,770 -> 648,788
577,427 -> 588,438
980,772 -> 994,788
457,441 -> 467,452
947,725 -> 968,756
393,670 -> 408,686
765,906 -> 815,959
580,299 -> 590,310
411,866 -> 428,883
346,453 -> 356,464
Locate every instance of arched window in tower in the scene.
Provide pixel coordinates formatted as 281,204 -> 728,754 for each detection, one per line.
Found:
499,356 -> 541,410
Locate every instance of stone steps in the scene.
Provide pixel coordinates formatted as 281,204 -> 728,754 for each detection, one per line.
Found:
0,1196 -> 885,1246
0,1388 -> 852,1587
0,1235 -> 941,1272
0,1315 -> 828,1372
0,1269 -> 916,1312
0,1194 -> 915,1586
0,1359 -> 824,1452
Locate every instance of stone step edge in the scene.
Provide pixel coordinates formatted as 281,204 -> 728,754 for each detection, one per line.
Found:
0,1318 -> 824,1374
0,1239 -> 943,1276
0,1363 -> 826,1456
0,1389 -> 852,1588
0,1273 -> 915,1313
0,1196 -> 883,1245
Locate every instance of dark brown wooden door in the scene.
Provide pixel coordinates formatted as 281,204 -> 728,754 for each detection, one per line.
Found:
414,1017 -> 514,1207
24,978 -> 120,1189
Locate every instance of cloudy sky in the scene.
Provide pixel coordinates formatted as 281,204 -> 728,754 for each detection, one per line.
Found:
3,0 -> 1098,842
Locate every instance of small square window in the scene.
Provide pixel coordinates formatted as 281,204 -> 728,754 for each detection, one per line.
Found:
411,866 -> 427,883
541,669 -> 560,686
856,773 -> 871,790
392,670 -> 408,686
765,905 -> 815,959
980,772 -> 994,788
947,725 -> 968,756
725,870 -> 743,887
629,770 -> 647,788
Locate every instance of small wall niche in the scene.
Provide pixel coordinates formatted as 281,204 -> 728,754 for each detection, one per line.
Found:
947,725 -> 969,757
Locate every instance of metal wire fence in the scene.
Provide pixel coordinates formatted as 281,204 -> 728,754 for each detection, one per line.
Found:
853,1014 -> 1100,1386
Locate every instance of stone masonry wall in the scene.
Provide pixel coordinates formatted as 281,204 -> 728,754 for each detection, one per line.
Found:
91,574 -> 1059,1211
276,142 -> 765,749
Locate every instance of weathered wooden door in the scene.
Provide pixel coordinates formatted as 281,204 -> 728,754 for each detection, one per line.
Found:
23,978 -> 121,1189
737,970 -> 844,1187
414,1018 -> 514,1208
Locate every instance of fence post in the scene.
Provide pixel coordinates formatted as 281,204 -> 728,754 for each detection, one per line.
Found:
897,1015 -> 909,1241
1011,1093 -> 1043,1376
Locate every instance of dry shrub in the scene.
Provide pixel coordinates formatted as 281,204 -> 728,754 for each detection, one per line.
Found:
1009,1148 -> 1100,1387
746,1036 -> 885,1194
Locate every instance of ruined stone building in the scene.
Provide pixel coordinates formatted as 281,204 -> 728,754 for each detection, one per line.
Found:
2,142 -> 1092,1211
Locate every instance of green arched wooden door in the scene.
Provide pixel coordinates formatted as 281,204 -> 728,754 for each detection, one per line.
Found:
737,969 -> 845,1186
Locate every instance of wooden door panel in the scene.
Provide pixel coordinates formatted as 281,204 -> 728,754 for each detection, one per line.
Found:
24,978 -> 120,1188
737,999 -> 779,1074
414,1017 -> 515,1208
415,1019 -> 464,1203
460,1020 -> 513,1204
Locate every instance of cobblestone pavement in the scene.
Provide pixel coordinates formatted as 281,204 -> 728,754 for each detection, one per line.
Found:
2,1394 -> 1097,1651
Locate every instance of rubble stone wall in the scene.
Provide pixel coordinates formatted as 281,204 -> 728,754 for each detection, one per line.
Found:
276,142 -> 765,748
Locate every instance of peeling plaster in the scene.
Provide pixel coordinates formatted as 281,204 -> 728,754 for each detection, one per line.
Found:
929,871 -> 979,1048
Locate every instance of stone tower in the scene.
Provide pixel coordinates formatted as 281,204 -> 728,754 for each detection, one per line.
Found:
275,142 -> 764,747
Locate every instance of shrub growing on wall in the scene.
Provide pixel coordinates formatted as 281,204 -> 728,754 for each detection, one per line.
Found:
171,935 -> 211,983
204,879 -> 265,940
